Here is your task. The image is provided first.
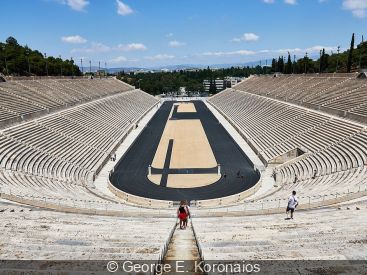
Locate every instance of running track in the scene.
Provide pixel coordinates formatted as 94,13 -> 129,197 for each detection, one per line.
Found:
110,101 -> 260,201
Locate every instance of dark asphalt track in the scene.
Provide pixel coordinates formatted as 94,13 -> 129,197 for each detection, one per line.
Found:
110,101 -> 260,201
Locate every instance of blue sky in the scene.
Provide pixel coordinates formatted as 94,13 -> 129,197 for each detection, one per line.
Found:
1,0 -> 366,68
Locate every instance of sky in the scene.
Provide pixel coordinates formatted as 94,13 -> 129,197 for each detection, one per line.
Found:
1,0 -> 366,68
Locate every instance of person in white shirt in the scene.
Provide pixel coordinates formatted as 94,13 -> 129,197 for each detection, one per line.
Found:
286,191 -> 298,219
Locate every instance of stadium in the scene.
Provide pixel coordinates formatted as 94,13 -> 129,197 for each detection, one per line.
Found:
1,0 -> 367,274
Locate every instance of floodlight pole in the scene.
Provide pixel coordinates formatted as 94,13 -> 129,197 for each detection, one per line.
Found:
304,52 -> 308,74
98,61 -> 101,78
44,53 -> 48,76
283,56 -> 286,74
336,46 -> 340,73
26,50 -> 31,75
319,50 -> 322,73
293,55 -> 296,74
71,57 -> 74,77
59,55 -> 63,76
89,60 -> 92,74
2,45 -> 9,75
81,58 -> 84,74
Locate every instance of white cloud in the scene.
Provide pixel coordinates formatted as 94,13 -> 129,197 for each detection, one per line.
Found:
201,50 -> 256,57
60,0 -> 89,11
166,33 -> 174,37
71,42 -> 111,54
71,42 -> 147,54
61,35 -> 87,44
343,0 -> 367,18
232,33 -> 260,42
116,0 -> 133,16
169,40 -> 186,47
109,56 -> 127,64
197,45 -> 338,60
284,0 -> 297,4
145,54 -> 175,60
263,0 -> 275,3
117,43 -> 147,51
258,45 -> 339,56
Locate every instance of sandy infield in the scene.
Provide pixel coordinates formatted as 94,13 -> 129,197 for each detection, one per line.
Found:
149,103 -> 218,188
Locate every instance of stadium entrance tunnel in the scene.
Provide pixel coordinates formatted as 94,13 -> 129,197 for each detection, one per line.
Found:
110,101 -> 260,202
268,147 -> 306,165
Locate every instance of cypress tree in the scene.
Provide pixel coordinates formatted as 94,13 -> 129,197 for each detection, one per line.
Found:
347,33 -> 355,73
287,53 -> 292,74
271,58 -> 277,73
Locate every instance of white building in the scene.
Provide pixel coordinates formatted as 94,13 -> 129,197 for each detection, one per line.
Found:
203,79 -> 225,92
224,77 -> 244,87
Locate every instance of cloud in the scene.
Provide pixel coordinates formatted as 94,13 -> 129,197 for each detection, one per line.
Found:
263,0 -> 275,3
200,50 -> 256,57
258,45 -> 339,56
232,33 -> 260,42
284,0 -> 297,4
169,40 -> 186,47
71,42 -> 147,54
109,56 -> 127,64
60,0 -> 89,11
71,42 -> 111,54
117,43 -> 147,51
166,33 -> 174,37
197,45 -> 338,60
343,0 -> 367,18
145,54 -> 175,60
61,35 -> 87,44
116,0 -> 133,16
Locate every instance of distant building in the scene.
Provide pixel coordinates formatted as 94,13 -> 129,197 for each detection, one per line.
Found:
179,87 -> 187,96
203,77 -> 243,92
224,77 -> 243,88
203,79 -> 225,92
96,70 -> 107,77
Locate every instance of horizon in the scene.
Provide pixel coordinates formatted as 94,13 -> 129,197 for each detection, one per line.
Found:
1,0 -> 366,68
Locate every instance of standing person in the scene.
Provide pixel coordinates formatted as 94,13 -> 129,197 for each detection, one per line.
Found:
286,191 -> 299,219
237,170 -> 241,178
312,170 -> 317,179
183,200 -> 191,229
177,201 -> 188,229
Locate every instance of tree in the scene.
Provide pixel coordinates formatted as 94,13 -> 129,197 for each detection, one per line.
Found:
0,36 -> 81,76
286,53 -> 292,74
347,33 -> 355,73
6,36 -> 18,46
271,58 -> 277,73
277,56 -> 284,73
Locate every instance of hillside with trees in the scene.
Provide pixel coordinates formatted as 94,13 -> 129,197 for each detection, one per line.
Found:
0,37 -> 81,76
117,66 -> 261,95
119,34 -> 367,95
271,34 -> 367,74
1,34 -> 366,95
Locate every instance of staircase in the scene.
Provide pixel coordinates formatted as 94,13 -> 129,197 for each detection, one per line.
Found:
163,221 -> 203,274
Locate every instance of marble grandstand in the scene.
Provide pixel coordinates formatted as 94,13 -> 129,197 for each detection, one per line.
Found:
0,75 -> 366,268
233,73 -> 367,123
0,77 -> 133,128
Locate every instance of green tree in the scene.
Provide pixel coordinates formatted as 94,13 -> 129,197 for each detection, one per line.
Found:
347,33 -> 355,73
0,36 -> 81,76
286,53 -> 292,74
